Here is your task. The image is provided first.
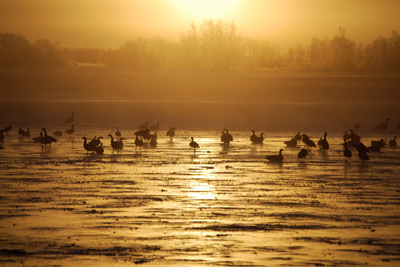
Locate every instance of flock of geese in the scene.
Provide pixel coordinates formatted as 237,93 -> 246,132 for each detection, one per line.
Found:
0,115 -> 399,164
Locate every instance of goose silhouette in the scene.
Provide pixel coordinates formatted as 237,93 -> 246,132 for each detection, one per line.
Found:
65,124 -> 75,135
266,149 -> 283,162
190,137 -> 199,153
298,148 -> 308,161
389,136 -> 397,147
166,127 -> 176,140
135,134 -> 144,151
343,138 -> 352,162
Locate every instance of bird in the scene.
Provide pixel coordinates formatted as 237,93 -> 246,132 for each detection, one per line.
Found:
317,138 -> 323,149
252,133 -> 264,144
266,149 -> 284,162
88,136 -> 103,147
354,122 -> 360,130
302,134 -> 316,150
53,130 -> 63,137
374,118 -> 389,131
298,148 -> 308,161
166,127 -> 176,140
108,134 -> 123,152
18,127 -> 30,137
294,131 -> 302,142
32,132 -> 42,143
358,150 -> 369,163
343,138 -> 352,162
135,134 -> 144,151
189,137 -> 199,153
41,128 -> 57,147
250,130 -> 257,143
389,136 -> 397,147
96,143 -> 104,154
82,137 -> 96,153
321,132 -> 329,150
221,129 -> 233,145
2,125 -> 12,133
139,121 -> 148,130
135,129 -> 151,142
370,139 -> 386,148
65,124 -> 75,135
150,132 -> 158,147
149,122 -> 160,131
115,129 -> 121,137
284,138 -> 297,147
64,112 -> 74,124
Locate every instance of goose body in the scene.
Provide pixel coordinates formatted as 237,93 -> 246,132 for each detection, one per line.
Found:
190,137 -> 199,153
135,134 -> 144,150
294,131 -> 301,142
221,129 -> 233,145
65,124 -> 75,135
18,127 -> 30,137
166,127 -> 176,140
266,149 -> 284,162
135,129 -> 151,141
343,139 -> 352,161
0,130 -> 4,142
108,134 -> 123,151
321,132 -> 329,150
389,136 -> 397,147
115,129 -> 121,137
2,125 -> 12,133
82,137 -> 96,153
41,128 -> 57,146
284,138 -> 297,147
298,148 -> 308,161
302,134 -> 316,150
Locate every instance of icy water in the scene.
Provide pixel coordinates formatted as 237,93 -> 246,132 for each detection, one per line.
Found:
0,128 -> 399,266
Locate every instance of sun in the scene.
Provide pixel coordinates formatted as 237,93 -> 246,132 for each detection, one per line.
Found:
171,0 -> 240,20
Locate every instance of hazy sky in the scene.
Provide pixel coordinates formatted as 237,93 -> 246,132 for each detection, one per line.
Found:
1,0 -> 399,48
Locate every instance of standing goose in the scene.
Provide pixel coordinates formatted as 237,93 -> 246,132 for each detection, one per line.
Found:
41,128 -> 57,146
115,129 -> 121,137
189,137 -> 199,153
389,136 -> 397,147
96,143 -> 104,154
166,127 -> 176,140
135,134 -> 144,151
294,131 -> 301,142
266,149 -> 284,162
18,127 -> 30,137
65,124 -> 75,135
64,112 -> 74,124
321,132 -> 329,150
108,134 -> 123,152
302,134 -> 316,150
224,129 -> 233,145
253,133 -> 264,144
298,148 -> 308,161
343,138 -> 352,162
82,137 -> 96,153
250,130 -> 257,143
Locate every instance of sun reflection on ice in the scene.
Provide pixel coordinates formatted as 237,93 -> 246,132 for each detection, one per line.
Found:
188,181 -> 216,200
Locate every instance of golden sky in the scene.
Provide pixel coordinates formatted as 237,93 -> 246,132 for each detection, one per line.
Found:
0,0 -> 399,48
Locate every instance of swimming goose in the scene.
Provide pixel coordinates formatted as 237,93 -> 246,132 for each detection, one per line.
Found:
266,149 -> 284,162
65,124 -> 75,135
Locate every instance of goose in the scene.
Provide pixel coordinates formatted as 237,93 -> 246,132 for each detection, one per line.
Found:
354,142 -> 369,154
294,131 -> 301,142
65,124 -> 75,135
82,137 -> 96,153
32,132 -> 42,143
96,143 -> 104,154
88,136 -> 103,147
253,133 -> 264,144
302,134 -> 316,150
317,137 -> 323,149
250,130 -> 257,143
115,129 -> 121,137
2,125 -> 12,133
166,127 -> 176,140
135,134 -> 144,151
298,148 -> 308,161
64,112 -> 74,124
135,129 -> 151,141
371,139 -> 386,148
149,122 -> 160,131
343,138 -> 352,161
374,118 -> 389,131
150,138 -> 157,147
139,121 -> 148,130
389,136 -> 397,147
266,149 -> 284,162
18,127 -> 30,137
53,130 -> 63,137
221,129 -> 233,145
41,128 -> 57,146
108,134 -> 123,152
284,138 -> 297,147
321,132 -> 329,150
190,137 -> 199,153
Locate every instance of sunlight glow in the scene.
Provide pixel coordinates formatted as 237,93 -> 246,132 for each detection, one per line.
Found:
188,181 -> 216,200
171,0 -> 240,19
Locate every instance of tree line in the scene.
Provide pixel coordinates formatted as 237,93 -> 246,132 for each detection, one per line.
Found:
1,20 -> 399,71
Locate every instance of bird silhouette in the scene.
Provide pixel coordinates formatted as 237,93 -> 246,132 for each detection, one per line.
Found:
65,124 -> 75,135
321,132 -> 329,150
166,127 -> 176,140
82,137 -> 96,153
374,118 -> 389,131
250,130 -> 257,143
294,131 -> 302,142
115,129 -> 121,137
343,131 -> 351,140
298,148 -> 308,161
371,139 -> 386,148
389,136 -> 397,147
135,129 -> 151,142
266,149 -> 284,162
302,134 -> 316,150
64,112 -> 74,124
284,138 -> 297,147
41,128 -> 57,147
221,129 -> 233,145
2,125 -> 12,133
190,137 -> 199,153
135,134 -> 144,151
96,143 -> 104,154
358,150 -> 369,163
108,134 -> 123,152
18,127 -> 30,137
343,138 -> 352,162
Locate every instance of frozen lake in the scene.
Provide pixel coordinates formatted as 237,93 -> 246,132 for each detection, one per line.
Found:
0,128 -> 399,266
